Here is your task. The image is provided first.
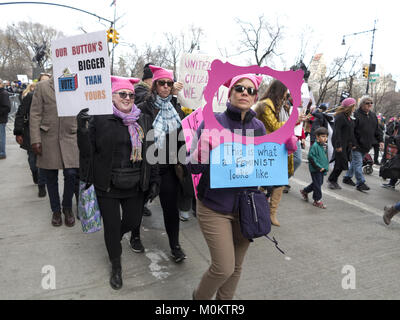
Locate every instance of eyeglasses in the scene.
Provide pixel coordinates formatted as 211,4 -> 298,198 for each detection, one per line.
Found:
115,92 -> 135,100
233,85 -> 257,96
157,80 -> 174,87
365,102 -> 373,105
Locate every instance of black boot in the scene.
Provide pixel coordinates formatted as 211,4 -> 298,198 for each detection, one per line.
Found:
38,185 -> 46,198
110,258 -> 122,290
32,170 -> 38,185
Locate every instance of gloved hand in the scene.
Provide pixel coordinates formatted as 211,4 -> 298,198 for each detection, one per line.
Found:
77,108 -> 90,129
31,143 -> 42,156
145,183 -> 160,203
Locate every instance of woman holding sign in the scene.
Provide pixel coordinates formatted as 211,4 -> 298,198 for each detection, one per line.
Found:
189,74 -> 266,300
255,79 -> 301,227
137,65 -> 188,263
77,76 -> 160,290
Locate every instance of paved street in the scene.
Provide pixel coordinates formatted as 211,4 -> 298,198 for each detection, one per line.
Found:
1,124 -> 400,300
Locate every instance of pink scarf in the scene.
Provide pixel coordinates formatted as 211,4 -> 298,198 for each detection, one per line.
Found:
112,104 -> 144,162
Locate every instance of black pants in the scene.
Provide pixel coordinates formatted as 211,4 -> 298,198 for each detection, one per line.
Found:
304,171 -> 324,201
372,144 -> 380,163
328,168 -> 343,184
97,193 -> 144,261
159,166 -> 181,249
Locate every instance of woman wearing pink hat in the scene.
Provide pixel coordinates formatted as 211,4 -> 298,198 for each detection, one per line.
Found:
327,97 -> 357,189
137,65 -> 188,263
77,76 -> 160,290
189,74 -> 266,300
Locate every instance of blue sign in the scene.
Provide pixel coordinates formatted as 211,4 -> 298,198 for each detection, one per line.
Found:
210,142 -> 288,188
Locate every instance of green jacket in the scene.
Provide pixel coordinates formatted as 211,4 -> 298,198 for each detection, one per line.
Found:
308,142 -> 329,175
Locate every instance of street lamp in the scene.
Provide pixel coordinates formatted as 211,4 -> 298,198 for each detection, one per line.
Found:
341,20 -> 377,95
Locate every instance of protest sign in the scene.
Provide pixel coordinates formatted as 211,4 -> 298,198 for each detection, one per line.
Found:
199,60 -> 303,188
181,108 -> 204,198
17,75 -> 28,83
177,53 -> 228,113
51,30 -> 112,117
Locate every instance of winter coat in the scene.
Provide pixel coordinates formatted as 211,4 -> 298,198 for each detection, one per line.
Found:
189,104 -> 266,214
0,88 -> 11,124
77,113 -> 160,194
310,110 -> 328,143
331,113 -> 355,170
29,78 -> 79,169
353,108 -> 383,154
13,92 -> 33,150
134,82 -> 150,105
308,142 -> 329,175
255,98 -> 294,176
137,93 -> 186,166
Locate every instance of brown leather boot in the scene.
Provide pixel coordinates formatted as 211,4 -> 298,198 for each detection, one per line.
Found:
62,207 -> 75,227
269,187 -> 284,227
383,206 -> 400,225
51,212 -> 62,227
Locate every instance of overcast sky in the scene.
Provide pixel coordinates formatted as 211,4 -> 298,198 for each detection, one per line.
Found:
1,0 -> 398,88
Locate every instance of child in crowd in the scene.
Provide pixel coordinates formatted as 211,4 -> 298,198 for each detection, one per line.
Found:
300,127 -> 329,209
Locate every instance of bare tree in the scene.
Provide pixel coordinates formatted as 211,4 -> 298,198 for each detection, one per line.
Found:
235,15 -> 283,66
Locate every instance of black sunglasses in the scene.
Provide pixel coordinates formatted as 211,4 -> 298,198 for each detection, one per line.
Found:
157,80 -> 174,87
233,85 -> 257,96
115,92 -> 135,100
364,102 -> 373,105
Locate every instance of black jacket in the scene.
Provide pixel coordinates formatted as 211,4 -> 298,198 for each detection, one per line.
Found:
310,110 -> 328,142
134,83 -> 150,105
353,108 -> 383,154
0,88 -> 11,124
137,94 -> 186,166
77,113 -> 160,193
13,92 -> 33,150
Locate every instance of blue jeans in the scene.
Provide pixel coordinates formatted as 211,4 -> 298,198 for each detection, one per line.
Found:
293,140 -> 302,173
27,150 -> 46,186
395,201 -> 400,211
0,123 -> 6,157
42,168 -> 78,213
345,150 -> 365,186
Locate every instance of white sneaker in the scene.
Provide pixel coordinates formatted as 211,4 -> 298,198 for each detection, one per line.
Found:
179,210 -> 190,221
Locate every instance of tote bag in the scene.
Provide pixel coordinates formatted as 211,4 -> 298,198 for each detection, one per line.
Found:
78,181 -> 102,233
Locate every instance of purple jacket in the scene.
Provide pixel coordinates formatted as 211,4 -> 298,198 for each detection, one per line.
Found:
188,103 -> 266,214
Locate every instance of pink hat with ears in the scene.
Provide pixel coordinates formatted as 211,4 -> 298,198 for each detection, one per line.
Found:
111,76 -> 140,93
341,97 -> 356,108
224,73 -> 263,97
149,65 -> 174,82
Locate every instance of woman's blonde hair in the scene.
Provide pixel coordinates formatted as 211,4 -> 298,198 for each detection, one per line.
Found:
335,104 -> 354,116
22,83 -> 36,98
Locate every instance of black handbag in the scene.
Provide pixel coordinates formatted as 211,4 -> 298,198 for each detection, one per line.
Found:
111,168 -> 141,190
236,189 -> 285,254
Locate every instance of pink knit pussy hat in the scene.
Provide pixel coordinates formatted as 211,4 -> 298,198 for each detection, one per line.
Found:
341,97 -> 356,108
224,74 -> 263,96
149,65 -> 174,82
111,76 -> 140,93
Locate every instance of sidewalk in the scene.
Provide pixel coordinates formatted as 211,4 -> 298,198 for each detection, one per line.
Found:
2,127 -> 400,300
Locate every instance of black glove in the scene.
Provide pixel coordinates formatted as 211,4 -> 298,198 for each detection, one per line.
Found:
145,183 -> 160,203
77,108 -> 90,129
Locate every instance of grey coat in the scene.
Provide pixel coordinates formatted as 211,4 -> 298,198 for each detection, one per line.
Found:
29,78 -> 79,169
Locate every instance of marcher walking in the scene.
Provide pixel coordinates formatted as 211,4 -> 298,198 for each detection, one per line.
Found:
0,79 -> 11,160
189,74 -> 265,300
327,97 -> 356,189
77,76 -> 160,290
137,65 -> 187,263
342,96 -> 383,191
300,127 -> 329,209
29,77 -> 78,227
14,74 -> 50,196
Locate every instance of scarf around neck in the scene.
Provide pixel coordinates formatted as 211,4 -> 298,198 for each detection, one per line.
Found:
112,104 -> 144,162
152,95 -> 181,149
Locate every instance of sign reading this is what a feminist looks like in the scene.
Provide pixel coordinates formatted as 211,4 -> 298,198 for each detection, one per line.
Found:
201,60 -> 304,189
51,30 -> 112,116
